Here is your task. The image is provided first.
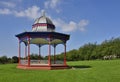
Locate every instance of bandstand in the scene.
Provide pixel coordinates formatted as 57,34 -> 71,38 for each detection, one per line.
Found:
15,13 -> 70,70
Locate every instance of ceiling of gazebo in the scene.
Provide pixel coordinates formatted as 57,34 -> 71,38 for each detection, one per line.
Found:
22,38 -> 64,45
16,32 -> 70,46
30,38 -> 48,44
51,39 -> 63,44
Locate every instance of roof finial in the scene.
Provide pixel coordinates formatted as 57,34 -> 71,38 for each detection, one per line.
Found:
41,10 -> 45,17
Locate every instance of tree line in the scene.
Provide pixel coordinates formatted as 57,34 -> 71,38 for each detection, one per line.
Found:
55,37 -> 120,61
0,37 -> 120,64
0,56 -> 18,64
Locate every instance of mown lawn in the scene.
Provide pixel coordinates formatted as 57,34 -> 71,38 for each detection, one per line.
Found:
0,60 -> 120,82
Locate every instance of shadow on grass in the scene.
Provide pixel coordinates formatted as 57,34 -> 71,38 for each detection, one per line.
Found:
69,65 -> 92,69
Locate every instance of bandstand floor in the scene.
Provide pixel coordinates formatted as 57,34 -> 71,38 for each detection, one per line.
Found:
17,64 -> 69,70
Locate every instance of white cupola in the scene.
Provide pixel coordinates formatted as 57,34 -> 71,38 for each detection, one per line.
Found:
32,12 -> 55,32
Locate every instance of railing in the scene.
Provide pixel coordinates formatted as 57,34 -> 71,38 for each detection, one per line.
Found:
51,60 -> 64,64
20,60 -> 64,65
31,60 -> 48,64
20,60 -> 28,65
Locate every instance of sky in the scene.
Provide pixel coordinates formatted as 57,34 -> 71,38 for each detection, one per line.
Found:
0,0 -> 120,57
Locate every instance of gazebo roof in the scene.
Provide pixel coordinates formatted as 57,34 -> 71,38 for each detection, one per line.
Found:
16,12 -> 70,45
16,32 -> 70,45
32,12 -> 55,32
34,15 -> 53,25
16,32 -> 69,39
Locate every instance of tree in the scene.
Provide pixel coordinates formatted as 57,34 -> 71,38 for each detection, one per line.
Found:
67,49 -> 79,61
30,53 -> 43,60
78,43 -> 97,60
0,56 -> 8,64
12,56 -> 18,63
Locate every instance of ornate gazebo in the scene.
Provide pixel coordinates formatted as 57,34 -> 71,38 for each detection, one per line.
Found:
15,13 -> 70,70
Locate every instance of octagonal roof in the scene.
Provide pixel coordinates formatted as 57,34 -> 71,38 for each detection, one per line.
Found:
34,15 -> 53,25
32,12 -> 55,32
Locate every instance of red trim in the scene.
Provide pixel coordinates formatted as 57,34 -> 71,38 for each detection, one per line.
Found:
32,23 -> 47,28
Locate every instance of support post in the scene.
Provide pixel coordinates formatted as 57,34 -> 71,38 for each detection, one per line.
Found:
38,45 -> 41,63
48,37 -> 51,66
18,39 -> 21,65
54,45 -> 56,64
25,45 -> 27,60
28,36 -> 30,67
64,44 -> 67,66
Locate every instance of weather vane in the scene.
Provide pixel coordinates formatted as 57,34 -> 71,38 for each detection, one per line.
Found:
42,10 -> 45,17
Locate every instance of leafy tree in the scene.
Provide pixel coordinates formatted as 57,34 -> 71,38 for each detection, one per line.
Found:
30,53 -> 43,60
0,56 -> 8,64
67,49 -> 79,61
12,56 -> 18,63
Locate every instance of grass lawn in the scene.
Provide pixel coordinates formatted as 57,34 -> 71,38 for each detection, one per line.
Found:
0,59 -> 120,82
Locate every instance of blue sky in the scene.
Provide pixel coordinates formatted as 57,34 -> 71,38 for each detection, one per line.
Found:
0,0 -> 120,57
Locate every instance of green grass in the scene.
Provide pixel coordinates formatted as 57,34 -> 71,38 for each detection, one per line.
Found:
0,60 -> 120,82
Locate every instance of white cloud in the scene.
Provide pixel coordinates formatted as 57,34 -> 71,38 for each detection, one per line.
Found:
45,0 -> 60,9
62,21 -> 77,32
14,6 -> 41,19
0,6 -> 41,20
44,0 -> 61,13
50,0 -> 60,8
44,1 -> 49,9
78,20 -> 89,32
0,8 -> 12,15
0,1 -> 16,8
0,1 -> 89,32
53,18 -> 89,32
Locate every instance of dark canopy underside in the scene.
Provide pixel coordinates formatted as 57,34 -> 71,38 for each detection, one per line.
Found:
16,32 -> 70,45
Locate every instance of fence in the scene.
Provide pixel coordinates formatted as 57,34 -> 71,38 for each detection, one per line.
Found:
20,60 -> 64,65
